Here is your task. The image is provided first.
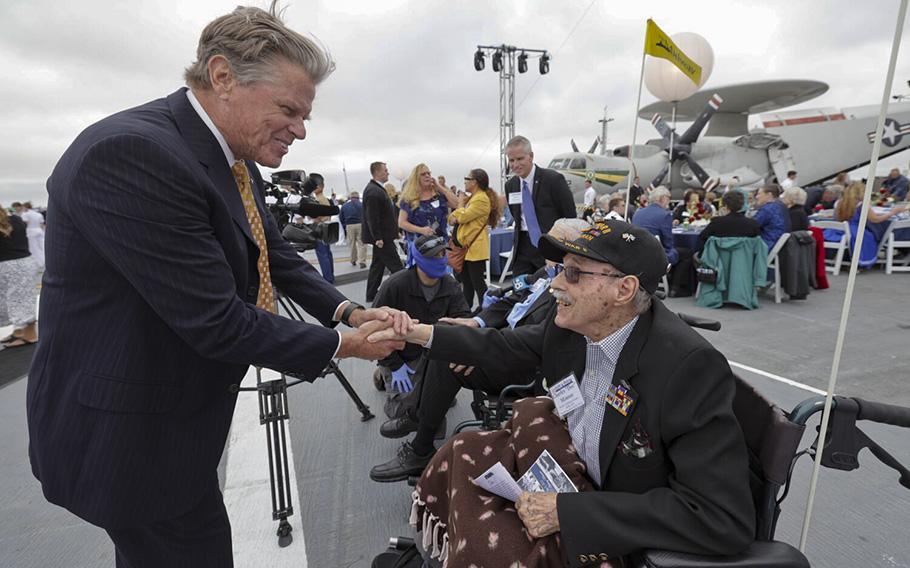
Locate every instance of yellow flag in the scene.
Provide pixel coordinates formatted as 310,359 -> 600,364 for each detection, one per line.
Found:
644,19 -> 702,85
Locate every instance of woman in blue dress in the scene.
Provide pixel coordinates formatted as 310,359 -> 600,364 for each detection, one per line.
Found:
835,181 -> 907,267
398,164 -> 459,264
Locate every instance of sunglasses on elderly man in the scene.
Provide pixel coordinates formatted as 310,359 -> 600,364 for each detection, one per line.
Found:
555,264 -> 625,284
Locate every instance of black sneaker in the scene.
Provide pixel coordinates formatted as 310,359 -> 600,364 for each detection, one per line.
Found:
369,442 -> 435,482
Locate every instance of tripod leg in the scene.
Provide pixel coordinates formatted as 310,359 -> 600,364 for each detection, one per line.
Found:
328,361 -> 375,421
258,368 -> 295,547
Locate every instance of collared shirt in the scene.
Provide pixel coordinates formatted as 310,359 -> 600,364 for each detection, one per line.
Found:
186,89 -> 235,167
519,164 -> 537,232
567,315 -> 639,486
184,89 -> 347,356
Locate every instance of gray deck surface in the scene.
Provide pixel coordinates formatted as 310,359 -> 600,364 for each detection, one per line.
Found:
2,258 -> 909,567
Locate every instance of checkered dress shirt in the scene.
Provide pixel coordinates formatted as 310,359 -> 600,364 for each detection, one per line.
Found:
567,316 -> 639,486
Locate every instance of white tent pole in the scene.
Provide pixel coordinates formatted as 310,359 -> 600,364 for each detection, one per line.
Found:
798,0 -> 909,552
624,44 -> 647,221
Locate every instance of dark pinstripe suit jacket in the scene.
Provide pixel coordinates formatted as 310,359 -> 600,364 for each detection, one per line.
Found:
27,88 -> 347,529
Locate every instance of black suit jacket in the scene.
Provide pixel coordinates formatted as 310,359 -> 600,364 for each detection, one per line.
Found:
504,165 -> 576,250
428,300 -> 755,564
362,179 -> 398,243
27,88 -> 348,529
697,212 -> 761,251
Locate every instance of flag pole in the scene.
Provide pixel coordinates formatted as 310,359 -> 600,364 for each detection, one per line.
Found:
798,0 -> 908,552
624,24 -> 648,221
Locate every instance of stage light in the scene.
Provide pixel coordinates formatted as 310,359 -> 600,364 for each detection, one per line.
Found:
492,50 -> 503,72
473,49 -> 485,72
539,53 -> 550,75
518,52 -> 528,74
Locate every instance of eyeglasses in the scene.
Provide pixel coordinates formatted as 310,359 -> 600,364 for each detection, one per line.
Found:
555,264 -> 625,284
464,177 -> 475,181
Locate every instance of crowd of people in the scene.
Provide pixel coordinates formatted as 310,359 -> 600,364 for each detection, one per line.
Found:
0,202 -> 43,349
14,4 -> 910,568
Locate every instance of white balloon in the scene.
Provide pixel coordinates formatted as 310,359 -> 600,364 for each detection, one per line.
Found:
390,166 -> 408,181
644,32 -> 714,103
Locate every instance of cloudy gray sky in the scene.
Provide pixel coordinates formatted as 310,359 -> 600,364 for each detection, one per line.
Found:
1,0 -> 908,205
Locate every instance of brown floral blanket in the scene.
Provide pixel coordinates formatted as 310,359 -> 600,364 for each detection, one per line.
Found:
410,396 -> 602,568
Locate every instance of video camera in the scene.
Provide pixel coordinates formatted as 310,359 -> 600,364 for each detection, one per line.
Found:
265,169 -> 340,251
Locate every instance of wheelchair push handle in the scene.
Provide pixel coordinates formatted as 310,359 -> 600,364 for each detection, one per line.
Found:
855,398 -> 910,429
676,312 -> 722,332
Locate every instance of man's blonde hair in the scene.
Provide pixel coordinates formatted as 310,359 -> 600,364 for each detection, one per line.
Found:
184,2 -> 335,89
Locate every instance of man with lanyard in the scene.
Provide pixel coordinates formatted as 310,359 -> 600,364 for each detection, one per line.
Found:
369,219 -> 590,483
370,219 -> 755,562
504,135 -> 576,277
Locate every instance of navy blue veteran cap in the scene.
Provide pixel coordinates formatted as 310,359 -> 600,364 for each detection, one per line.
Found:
415,234 -> 448,257
538,220 -> 669,294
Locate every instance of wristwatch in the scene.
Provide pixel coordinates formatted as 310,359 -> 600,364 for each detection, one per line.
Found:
341,302 -> 365,327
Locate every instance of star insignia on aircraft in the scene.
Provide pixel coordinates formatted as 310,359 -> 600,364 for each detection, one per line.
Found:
867,117 -> 910,147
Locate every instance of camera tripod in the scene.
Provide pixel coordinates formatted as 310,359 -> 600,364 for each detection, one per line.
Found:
234,291 -> 375,547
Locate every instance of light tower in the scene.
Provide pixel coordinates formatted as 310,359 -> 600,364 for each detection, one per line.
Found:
474,45 -> 550,191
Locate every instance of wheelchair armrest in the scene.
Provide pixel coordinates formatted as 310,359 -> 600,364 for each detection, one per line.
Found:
636,541 -> 809,568
495,380 -> 538,422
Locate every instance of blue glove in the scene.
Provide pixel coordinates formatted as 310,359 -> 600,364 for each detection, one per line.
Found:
391,365 -> 414,393
481,289 -> 502,310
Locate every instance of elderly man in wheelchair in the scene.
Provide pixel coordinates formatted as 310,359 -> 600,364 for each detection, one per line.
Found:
370,219 -> 591,483
369,219 -> 768,567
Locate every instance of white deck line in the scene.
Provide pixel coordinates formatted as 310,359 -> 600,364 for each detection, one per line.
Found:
224,367 -> 308,568
729,361 -> 827,396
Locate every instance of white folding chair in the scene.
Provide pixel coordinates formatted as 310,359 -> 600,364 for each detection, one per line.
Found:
811,220 -> 850,275
766,233 -> 790,304
498,250 -> 514,284
885,219 -> 910,273
653,234 -> 671,295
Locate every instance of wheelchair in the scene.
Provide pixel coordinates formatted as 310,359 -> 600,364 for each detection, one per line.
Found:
378,313 -> 910,568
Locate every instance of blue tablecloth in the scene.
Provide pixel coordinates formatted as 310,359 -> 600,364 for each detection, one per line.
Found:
672,228 -> 702,251
489,227 -> 514,276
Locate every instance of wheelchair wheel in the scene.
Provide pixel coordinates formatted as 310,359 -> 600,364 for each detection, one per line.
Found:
373,367 -> 386,391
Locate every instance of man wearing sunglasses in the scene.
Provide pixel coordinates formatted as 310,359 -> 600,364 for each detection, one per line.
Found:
370,219 -> 754,564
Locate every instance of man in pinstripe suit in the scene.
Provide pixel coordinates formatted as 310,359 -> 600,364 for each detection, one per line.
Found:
26,5 -> 409,567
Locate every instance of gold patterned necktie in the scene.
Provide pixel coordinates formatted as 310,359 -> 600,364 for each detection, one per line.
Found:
231,160 -> 277,314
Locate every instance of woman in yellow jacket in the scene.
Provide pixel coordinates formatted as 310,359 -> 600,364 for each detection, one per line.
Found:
449,168 -> 501,309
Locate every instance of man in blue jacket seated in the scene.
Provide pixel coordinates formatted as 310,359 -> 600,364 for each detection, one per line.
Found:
631,186 -> 678,265
633,186 -> 696,296
752,184 -> 790,251
370,218 -> 590,482
882,167 -> 910,200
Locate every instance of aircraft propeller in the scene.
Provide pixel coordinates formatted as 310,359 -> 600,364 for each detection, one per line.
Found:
647,93 -> 723,190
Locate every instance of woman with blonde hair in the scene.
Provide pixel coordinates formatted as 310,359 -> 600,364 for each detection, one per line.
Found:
398,163 -> 458,241
835,181 -> 907,267
449,169 -> 501,308
384,182 -> 399,205
0,203 -> 42,347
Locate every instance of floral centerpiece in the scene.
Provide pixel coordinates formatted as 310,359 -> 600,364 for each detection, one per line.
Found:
876,187 -> 895,207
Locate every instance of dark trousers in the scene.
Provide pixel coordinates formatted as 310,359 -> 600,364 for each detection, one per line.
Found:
411,359 -> 520,454
106,481 -> 233,568
510,231 -> 545,278
460,259 -> 487,309
670,247 -> 696,296
366,240 -> 404,301
314,240 -> 335,283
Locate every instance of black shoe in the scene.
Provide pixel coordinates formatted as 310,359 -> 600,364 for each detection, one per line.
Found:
370,442 -> 434,482
380,416 -> 418,438
360,263 -> 367,268
380,416 -> 447,439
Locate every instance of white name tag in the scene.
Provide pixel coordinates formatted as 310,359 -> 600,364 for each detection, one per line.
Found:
508,191 -> 522,205
430,199 -> 440,208
550,373 -> 585,418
